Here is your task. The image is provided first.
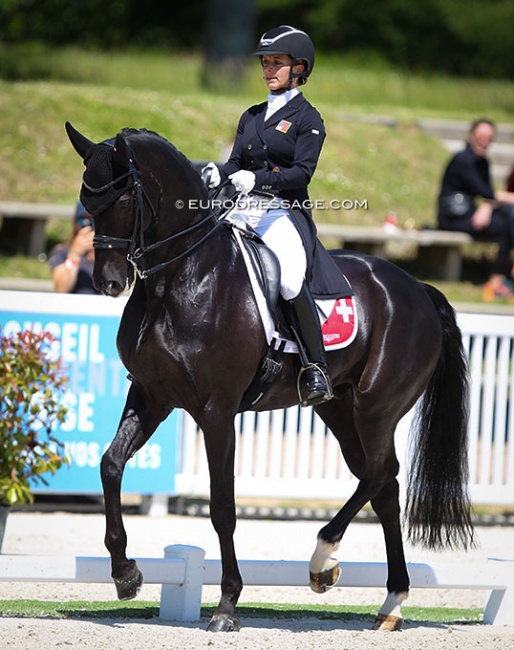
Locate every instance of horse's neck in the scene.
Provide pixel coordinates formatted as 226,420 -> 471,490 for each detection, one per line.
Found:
147,223 -> 238,294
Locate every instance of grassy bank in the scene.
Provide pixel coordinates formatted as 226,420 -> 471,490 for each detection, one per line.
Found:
2,48 -> 513,215
1,47 -> 513,299
0,78 -> 447,227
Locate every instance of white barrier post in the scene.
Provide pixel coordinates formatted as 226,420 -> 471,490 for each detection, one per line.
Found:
159,545 -> 205,622
483,558 -> 514,626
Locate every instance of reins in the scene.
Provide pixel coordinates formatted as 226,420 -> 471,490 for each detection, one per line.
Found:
92,152 -> 234,280
128,207 -> 229,279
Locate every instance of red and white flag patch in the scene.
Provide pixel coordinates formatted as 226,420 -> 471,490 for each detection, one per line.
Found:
321,297 -> 358,350
275,119 -> 292,133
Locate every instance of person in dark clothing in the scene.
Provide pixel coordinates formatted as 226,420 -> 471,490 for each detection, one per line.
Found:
437,118 -> 514,301
202,25 -> 342,406
49,201 -> 99,294
507,165 -> 514,193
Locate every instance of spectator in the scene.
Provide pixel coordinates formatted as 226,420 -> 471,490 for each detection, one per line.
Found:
49,202 -> 99,294
437,118 -> 514,301
506,164 -> 514,193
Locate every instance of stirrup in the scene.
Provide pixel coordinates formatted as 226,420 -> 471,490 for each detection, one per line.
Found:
297,363 -> 333,407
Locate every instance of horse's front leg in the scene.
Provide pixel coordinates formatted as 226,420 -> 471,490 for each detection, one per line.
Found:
101,382 -> 169,600
201,417 -> 242,632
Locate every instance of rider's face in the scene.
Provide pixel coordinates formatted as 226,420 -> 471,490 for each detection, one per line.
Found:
261,54 -> 304,92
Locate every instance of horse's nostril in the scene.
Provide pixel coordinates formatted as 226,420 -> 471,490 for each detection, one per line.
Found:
104,281 -> 123,297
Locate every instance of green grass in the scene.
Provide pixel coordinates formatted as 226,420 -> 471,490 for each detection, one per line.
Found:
0,599 -> 483,625
0,254 -> 53,280
1,47 -> 513,300
0,78 -> 448,226
1,47 -> 513,213
3,44 -> 513,119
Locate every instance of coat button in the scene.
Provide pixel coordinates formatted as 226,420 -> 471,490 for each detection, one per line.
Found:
247,144 -> 252,150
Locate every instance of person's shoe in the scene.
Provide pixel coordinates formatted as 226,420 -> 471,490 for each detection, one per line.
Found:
300,365 -> 333,407
483,278 -> 514,302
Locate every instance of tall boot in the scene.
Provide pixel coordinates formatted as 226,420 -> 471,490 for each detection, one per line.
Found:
287,282 -> 333,407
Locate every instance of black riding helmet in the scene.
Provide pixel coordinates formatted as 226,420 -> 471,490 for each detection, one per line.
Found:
253,25 -> 315,87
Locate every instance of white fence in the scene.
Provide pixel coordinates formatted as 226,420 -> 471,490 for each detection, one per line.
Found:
1,545 -> 513,625
175,312 -> 514,507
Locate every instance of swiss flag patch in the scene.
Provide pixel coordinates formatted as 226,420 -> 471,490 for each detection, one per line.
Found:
321,297 -> 358,350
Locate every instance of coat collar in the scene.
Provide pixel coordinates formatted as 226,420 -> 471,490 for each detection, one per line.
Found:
255,92 -> 304,143
263,92 -> 304,129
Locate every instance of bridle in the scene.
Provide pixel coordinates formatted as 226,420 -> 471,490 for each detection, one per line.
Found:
90,148 -> 230,280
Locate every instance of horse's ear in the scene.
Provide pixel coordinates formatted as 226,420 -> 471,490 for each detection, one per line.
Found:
65,122 -> 94,160
112,133 -> 131,174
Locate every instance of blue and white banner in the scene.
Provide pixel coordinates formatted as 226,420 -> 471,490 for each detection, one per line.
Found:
0,291 -> 179,495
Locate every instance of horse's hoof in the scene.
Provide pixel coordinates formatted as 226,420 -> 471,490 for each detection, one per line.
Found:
309,565 -> 341,593
113,560 -> 143,600
372,613 -> 403,631
207,613 -> 241,633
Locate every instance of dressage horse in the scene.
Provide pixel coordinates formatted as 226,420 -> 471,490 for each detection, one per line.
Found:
65,123 -> 474,632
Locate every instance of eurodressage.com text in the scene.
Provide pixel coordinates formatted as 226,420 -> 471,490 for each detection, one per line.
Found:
176,197 -> 369,211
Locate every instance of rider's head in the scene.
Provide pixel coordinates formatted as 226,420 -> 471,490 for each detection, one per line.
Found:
253,25 -> 315,93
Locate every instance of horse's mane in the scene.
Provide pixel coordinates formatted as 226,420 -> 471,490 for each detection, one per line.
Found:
121,127 -> 206,196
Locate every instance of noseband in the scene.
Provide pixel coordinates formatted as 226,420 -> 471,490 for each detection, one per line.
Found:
90,145 -> 228,280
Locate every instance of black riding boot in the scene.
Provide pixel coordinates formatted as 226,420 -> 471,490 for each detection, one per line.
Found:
287,283 -> 333,407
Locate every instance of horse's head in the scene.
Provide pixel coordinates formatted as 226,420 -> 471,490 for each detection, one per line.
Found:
65,122 -> 209,297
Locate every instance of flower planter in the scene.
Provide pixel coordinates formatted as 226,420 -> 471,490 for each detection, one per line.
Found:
0,505 -> 9,552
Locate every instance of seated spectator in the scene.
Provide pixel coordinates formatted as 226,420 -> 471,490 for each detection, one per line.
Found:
437,118 -> 514,301
507,164 -> 514,193
49,201 -> 99,294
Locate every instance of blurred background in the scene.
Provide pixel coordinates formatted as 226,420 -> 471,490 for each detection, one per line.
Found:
1,0 -> 514,299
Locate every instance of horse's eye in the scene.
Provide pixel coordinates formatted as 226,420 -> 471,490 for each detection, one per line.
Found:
118,193 -> 132,207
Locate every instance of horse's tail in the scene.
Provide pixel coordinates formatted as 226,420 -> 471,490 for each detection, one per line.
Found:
405,283 -> 474,550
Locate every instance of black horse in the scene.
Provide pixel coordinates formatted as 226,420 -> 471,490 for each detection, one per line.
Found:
66,123 -> 473,633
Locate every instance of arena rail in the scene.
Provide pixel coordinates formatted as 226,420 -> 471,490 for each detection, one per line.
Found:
175,311 -> 514,508
0,545 -> 513,626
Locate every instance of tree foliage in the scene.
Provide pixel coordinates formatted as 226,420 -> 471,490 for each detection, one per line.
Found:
0,0 -> 513,78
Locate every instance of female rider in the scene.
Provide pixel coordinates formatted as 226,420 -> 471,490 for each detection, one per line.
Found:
203,25 -> 348,407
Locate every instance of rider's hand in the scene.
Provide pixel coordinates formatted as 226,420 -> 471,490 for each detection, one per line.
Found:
201,162 -> 221,189
229,170 -> 256,195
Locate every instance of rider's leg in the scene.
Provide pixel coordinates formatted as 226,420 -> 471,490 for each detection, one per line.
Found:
255,211 -> 333,406
287,282 -> 333,406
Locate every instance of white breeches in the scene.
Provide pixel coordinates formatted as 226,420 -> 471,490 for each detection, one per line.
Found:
241,208 -> 307,301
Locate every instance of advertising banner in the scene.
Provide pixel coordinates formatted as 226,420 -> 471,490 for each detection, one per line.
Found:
0,291 -> 179,494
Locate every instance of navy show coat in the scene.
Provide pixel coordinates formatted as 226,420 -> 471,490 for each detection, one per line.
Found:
219,93 -> 350,299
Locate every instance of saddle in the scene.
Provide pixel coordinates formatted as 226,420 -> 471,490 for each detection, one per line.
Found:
225,221 -> 290,411
225,220 -> 358,411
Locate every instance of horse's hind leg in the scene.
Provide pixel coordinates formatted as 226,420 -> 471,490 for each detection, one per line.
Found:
369,479 -> 409,631
101,382 -> 169,600
309,397 -> 409,630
